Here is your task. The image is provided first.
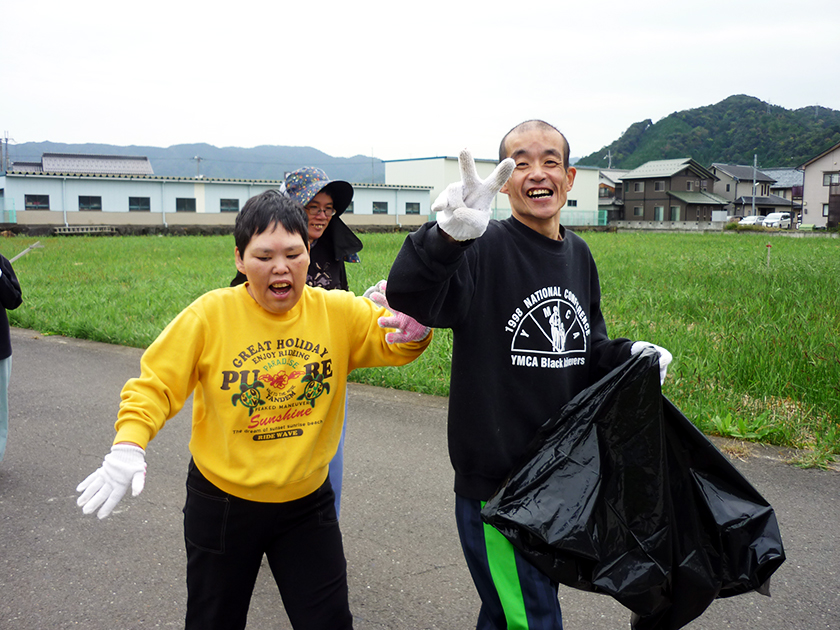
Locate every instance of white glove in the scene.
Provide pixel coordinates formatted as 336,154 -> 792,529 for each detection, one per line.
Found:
631,341 -> 673,386
433,149 -> 515,241
364,280 -> 430,344
76,443 -> 147,519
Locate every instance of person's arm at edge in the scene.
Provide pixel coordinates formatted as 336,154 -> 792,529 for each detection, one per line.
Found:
0,255 -> 22,310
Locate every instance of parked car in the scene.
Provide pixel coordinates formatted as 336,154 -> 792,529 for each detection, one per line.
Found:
739,215 -> 764,225
763,212 -> 791,229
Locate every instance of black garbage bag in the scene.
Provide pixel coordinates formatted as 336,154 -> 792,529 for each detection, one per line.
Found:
481,349 -> 785,630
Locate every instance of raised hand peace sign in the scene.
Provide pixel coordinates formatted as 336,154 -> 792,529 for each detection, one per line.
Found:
433,149 -> 515,241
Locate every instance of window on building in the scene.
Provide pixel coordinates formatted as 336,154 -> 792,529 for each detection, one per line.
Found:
633,182 -> 644,193
654,206 -> 664,221
654,181 -> 664,192
633,206 -> 643,217
129,197 -> 151,212
686,181 -> 694,191
344,202 -> 354,214
599,186 -> 611,198
726,183 -> 731,192
822,173 -> 840,186
670,206 -> 680,221
567,199 -> 577,207
372,201 -> 388,214
405,202 -> 420,214
25,194 -> 50,210
824,204 -> 830,217
220,198 -> 239,213
79,196 -> 102,211
176,198 -> 197,212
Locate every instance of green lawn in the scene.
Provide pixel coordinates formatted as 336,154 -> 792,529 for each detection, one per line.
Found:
4,230 -> 838,464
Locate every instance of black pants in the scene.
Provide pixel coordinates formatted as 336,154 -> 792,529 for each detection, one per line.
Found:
183,461 -> 353,630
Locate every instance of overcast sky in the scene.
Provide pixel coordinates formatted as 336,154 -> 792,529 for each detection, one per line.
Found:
3,0 -> 838,163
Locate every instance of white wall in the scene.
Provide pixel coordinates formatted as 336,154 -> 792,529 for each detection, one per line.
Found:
342,185 -> 431,227
802,147 -> 840,228
386,157 -> 512,219
563,166 -> 601,225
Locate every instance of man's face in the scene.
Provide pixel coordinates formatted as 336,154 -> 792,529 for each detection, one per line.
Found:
500,126 -> 576,236
305,191 -> 335,242
235,223 -> 310,314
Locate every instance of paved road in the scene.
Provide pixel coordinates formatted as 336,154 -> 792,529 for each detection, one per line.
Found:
0,328 -> 838,629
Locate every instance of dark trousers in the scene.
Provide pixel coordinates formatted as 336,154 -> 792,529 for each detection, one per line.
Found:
455,494 -> 563,629
183,461 -> 353,630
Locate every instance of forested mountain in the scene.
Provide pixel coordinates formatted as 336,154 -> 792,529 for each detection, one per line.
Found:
5,142 -> 385,183
576,95 -> 840,169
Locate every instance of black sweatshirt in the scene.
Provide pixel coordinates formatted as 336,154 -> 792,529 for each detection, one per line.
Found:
387,218 -> 632,500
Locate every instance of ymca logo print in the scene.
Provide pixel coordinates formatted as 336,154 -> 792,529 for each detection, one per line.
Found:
510,297 -> 587,355
505,287 -> 591,369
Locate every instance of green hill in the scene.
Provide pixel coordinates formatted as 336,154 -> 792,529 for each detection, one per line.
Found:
576,95 -> 840,169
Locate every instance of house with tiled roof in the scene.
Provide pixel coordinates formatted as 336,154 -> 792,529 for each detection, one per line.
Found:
709,163 -> 794,218
618,158 -> 729,222
598,169 -> 629,223
761,167 -> 803,217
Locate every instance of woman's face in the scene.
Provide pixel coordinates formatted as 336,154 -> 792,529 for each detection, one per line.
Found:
304,191 -> 335,242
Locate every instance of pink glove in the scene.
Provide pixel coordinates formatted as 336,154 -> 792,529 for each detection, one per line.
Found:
364,280 -> 431,344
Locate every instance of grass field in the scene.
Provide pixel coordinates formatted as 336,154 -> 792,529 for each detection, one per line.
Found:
4,230 -> 838,464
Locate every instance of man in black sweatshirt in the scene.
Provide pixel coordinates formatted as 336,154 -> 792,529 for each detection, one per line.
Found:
387,120 -> 672,630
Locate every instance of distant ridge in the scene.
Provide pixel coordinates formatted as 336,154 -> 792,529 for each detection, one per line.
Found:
5,142 -> 385,183
576,95 -> 840,170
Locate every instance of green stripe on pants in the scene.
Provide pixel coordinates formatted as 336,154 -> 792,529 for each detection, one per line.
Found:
482,502 -> 529,629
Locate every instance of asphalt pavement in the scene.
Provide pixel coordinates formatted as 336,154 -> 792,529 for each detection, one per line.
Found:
0,328 -> 838,629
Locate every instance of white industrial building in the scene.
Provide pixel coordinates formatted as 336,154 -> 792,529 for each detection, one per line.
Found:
0,154 -> 432,231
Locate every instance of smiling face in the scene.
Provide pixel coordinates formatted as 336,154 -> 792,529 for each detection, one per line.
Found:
304,191 -> 335,242
500,125 -> 576,239
234,222 -> 310,315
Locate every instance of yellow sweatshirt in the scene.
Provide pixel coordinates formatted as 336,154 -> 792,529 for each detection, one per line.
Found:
115,283 -> 432,502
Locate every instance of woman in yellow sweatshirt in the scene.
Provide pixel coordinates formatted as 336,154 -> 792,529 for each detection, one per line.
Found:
76,190 -> 432,630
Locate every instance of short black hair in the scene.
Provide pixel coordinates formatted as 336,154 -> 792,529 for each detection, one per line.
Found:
498,120 -> 570,169
234,190 -> 310,254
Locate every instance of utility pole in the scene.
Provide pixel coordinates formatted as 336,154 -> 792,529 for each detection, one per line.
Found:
751,154 -> 757,217
2,131 -> 9,173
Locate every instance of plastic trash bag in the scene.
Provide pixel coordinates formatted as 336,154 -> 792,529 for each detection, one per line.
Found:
481,349 -> 785,630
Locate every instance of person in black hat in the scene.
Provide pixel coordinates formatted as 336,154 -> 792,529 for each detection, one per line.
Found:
231,167 -> 362,290
230,167 -> 363,517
